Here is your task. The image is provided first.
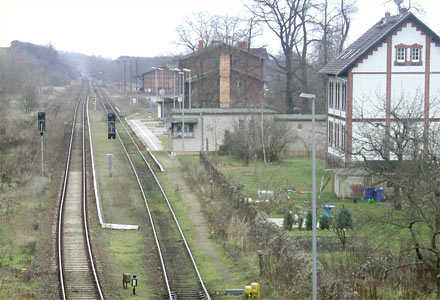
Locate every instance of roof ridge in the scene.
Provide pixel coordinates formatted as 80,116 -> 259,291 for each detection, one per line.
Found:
319,11 -> 425,76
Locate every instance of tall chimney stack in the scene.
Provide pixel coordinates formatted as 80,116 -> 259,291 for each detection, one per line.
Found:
219,53 -> 231,108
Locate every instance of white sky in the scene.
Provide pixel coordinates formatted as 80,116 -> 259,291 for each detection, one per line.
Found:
0,0 -> 439,59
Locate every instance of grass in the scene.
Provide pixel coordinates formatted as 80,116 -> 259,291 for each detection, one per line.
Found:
156,167 -> 253,291
210,154 -> 416,256
89,103 -> 158,299
216,155 -> 331,199
104,231 -> 154,299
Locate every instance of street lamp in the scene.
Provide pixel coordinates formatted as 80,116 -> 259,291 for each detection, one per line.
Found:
178,71 -> 185,156
152,67 -> 163,119
170,68 -> 181,109
299,92 -> 317,300
182,68 -> 191,109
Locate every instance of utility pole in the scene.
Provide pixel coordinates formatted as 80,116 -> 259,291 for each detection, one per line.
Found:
135,58 -> 138,92
124,59 -> 127,93
130,58 -> 133,94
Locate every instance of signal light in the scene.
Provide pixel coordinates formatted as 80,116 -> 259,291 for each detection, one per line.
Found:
38,112 -> 46,135
108,113 -> 116,139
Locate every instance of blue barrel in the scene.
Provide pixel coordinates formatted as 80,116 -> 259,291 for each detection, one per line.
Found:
365,188 -> 374,200
376,188 -> 384,202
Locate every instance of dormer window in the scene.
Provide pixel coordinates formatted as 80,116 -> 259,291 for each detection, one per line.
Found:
396,47 -> 405,63
394,43 -> 423,66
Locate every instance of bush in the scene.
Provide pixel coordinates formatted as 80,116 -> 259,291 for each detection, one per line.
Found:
332,205 -> 353,248
305,211 -> 313,230
319,215 -> 330,230
219,117 -> 292,163
336,205 -> 353,229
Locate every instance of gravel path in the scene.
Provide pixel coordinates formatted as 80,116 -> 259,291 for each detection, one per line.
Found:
159,155 -> 231,282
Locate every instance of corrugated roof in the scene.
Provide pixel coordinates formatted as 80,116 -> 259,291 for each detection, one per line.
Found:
319,12 -> 440,76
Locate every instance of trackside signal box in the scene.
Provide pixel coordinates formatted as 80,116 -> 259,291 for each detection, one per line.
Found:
108,113 -> 116,139
38,112 -> 46,135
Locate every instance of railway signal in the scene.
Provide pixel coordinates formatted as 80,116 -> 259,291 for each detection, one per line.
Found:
108,113 -> 116,139
131,274 -> 137,295
38,112 -> 46,177
38,112 -> 46,135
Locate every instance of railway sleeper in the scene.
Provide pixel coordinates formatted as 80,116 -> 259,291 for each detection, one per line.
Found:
169,290 -> 207,300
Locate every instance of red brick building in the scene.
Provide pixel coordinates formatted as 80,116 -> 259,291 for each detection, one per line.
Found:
179,41 -> 267,108
140,68 -> 177,97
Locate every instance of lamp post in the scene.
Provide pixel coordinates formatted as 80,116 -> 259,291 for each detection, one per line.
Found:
178,71 -> 185,156
299,92 -> 317,300
152,67 -> 163,119
170,68 -> 181,109
182,68 -> 191,109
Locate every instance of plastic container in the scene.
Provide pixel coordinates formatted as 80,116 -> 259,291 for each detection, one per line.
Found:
365,188 -> 374,200
376,188 -> 383,202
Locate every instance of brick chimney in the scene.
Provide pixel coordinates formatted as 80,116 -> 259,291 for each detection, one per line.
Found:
198,40 -> 204,51
237,41 -> 249,52
219,53 -> 231,108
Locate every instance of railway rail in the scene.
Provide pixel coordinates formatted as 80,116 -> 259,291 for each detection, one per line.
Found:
94,85 -> 211,300
57,83 -> 104,300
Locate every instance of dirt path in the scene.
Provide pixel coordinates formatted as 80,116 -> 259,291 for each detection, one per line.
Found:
159,154 -> 231,282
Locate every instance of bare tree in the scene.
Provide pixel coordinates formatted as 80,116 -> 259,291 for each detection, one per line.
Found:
248,0 -> 312,111
221,115 -> 292,164
176,12 -> 260,52
22,79 -> 38,113
354,95 -> 440,297
311,0 -> 356,66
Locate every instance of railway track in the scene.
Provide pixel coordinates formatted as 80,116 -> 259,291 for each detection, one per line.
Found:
94,85 -> 211,300
57,83 -> 104,300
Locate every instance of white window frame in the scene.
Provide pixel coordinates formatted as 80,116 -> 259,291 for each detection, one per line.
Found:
411,47 -> 420,62
396,47 -> 405,63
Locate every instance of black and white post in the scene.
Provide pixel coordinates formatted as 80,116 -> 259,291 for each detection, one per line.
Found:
38,112 -> 46,177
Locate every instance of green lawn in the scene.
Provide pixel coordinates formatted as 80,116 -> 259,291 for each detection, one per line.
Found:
209,154 -> 414,255
216,155 -> 331,198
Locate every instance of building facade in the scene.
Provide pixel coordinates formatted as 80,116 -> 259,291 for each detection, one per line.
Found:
178,41 -> 267,108
320,11 -> 440,167
167,108 -> 326,156
140,68 -> 178,97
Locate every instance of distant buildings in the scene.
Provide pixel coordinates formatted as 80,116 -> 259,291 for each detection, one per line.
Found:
178,41 -> 267,108
139,41 -> 267,111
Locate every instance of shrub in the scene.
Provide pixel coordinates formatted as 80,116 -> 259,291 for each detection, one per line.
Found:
332,205 -> 353,248
305,211 -> 313,230
319,215 -> 330,230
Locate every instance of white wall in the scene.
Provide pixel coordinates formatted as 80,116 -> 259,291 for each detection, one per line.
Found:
352,43 -> 387,73
352,73 -> 387,118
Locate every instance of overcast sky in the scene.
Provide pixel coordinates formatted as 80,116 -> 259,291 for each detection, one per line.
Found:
1,0 -> 439,59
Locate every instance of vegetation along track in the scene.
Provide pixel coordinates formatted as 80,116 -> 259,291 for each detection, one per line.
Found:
94,84 -> 211,300
57,82 -> 104,300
